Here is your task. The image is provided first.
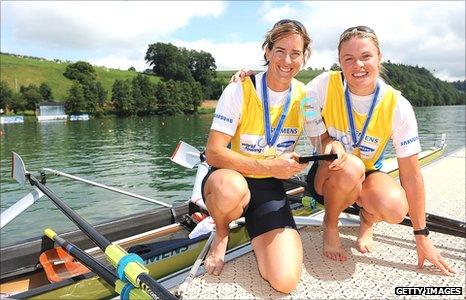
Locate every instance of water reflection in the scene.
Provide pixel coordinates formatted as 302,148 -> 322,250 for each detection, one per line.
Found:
1,106 -> 464,246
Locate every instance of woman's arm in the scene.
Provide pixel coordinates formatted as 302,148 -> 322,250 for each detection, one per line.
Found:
398,154 -> 456,275
205,130 -> 307,179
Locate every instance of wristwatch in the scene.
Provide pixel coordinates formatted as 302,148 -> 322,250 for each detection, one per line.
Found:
413,227 -> 430,236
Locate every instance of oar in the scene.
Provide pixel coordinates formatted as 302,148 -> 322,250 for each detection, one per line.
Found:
285,178 -> 466,237
42,168 -> 172,208
1,187 -> 44,229
175,232 -> 215,298
11,152 -> 178,300
44,228 -> 151,300
170,141 -> 203,169
344,206 -> 466,238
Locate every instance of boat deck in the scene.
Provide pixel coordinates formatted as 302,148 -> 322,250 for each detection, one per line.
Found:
175,148 -> 466,299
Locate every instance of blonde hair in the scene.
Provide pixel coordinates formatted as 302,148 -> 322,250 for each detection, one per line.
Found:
337,26 -> 384,74
262,19 -> 312,66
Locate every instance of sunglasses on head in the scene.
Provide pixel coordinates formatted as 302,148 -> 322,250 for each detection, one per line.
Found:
274,19 -> 305,30
341,25 -> 375,35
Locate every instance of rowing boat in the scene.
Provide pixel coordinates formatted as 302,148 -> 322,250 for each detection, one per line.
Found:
0,134 -> 460,299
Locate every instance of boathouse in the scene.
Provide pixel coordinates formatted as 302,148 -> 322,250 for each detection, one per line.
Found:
36,102 -> 67,122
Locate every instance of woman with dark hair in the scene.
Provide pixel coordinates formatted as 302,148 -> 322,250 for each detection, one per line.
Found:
201,19 -> 351,293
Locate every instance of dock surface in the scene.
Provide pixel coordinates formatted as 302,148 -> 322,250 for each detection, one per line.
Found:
178,148 -> 466,299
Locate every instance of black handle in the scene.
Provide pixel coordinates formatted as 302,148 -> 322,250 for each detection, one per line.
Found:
298,154 -> 338,163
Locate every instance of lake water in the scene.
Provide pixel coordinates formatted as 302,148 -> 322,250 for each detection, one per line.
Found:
1,105 -> 465,246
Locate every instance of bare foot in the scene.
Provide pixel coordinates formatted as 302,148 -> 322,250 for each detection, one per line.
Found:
356,212 -> 374,254
323,224 -> 348,261
204,233 -> 229,276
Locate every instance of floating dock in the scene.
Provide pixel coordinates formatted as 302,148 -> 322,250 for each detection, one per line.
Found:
177,148 -> 466,299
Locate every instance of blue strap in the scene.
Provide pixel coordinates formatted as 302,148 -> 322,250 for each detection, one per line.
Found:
261,72 -> 292,147
344,82 -> 380,148
117,253 -> 144,281
120,282 -> 134,300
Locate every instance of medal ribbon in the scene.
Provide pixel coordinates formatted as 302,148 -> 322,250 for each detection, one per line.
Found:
261,72 -> 292,148
344,82 -> 380,148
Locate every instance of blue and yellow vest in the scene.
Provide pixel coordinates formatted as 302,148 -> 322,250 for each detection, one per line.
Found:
322,71 -> 399,171
230,76 -> 306,178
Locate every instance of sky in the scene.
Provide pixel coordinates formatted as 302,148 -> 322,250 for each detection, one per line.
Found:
1,1 -> 465,81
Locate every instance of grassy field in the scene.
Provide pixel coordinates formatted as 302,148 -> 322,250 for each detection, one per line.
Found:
1,53 -> 323,103
0,54 -> 161,101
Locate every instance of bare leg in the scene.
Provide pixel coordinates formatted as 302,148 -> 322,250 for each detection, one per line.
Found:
322,181 -> 361,261
315,155 -> 365,261
204,169 -> 250,275
355,209 -> 379,253
356,172 -> 408,253
252,228 -> 302,294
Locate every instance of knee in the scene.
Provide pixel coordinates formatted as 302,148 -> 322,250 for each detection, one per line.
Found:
267,269 -> 301,294
219,173 -> 248,201
327,156 -> 365,193
382,190 -> 408,224
207,171 -> 249,210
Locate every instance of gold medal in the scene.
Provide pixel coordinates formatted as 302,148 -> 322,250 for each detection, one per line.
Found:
263,146 -> 277,159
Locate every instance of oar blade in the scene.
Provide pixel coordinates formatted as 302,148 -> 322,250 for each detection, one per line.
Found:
12,151 -> 28,188
170,141 -> 201,169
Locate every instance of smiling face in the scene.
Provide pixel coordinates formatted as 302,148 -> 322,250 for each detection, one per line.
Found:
339,37 -> 382,96
265,33 -> 305,91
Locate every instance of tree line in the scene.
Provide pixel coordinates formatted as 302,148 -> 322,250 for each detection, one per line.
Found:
330,61 -> 464,106
381,61 -> 464,106
0,81 -> 53,113
1,43 -> 226,116
1,46 -> 464,115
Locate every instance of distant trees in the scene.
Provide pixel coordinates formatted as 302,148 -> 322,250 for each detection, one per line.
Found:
145,43 -> 193,82
3,51 -> 464,116
450,80 -> 465,92
382,62 -> 464,106
0,81 -> 14,111
112,79 -> 133,116
20,84 -> 43,110
63,61 -> 107,114
145,42 -> 223,100
330,63 -> 341,71
64,61 -> 97,84
39,83 -> 53,100
111,74 -> 203,116
65,82 -> 85,114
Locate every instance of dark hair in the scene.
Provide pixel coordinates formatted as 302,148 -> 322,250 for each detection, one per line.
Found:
262,19 -> 312,66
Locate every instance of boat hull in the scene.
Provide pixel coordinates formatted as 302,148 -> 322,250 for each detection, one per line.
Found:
0,142 -> 447,299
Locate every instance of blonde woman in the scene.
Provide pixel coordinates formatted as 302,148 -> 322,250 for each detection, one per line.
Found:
306,26 -> 455,275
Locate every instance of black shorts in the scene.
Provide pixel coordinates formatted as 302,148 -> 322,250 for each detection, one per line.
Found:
201,168 -> 297,240
306,162 -> 382,207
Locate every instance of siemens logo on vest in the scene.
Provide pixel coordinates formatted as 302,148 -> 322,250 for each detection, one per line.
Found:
364,135 -> 379,144
271,127 -> 298,135
401,136 -> 419,146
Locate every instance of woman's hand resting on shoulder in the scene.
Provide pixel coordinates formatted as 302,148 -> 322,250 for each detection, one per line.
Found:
230,69 -> 257,83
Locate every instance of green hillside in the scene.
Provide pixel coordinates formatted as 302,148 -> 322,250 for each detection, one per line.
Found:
0,53 -> 161,100
1,53 -> 463,108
